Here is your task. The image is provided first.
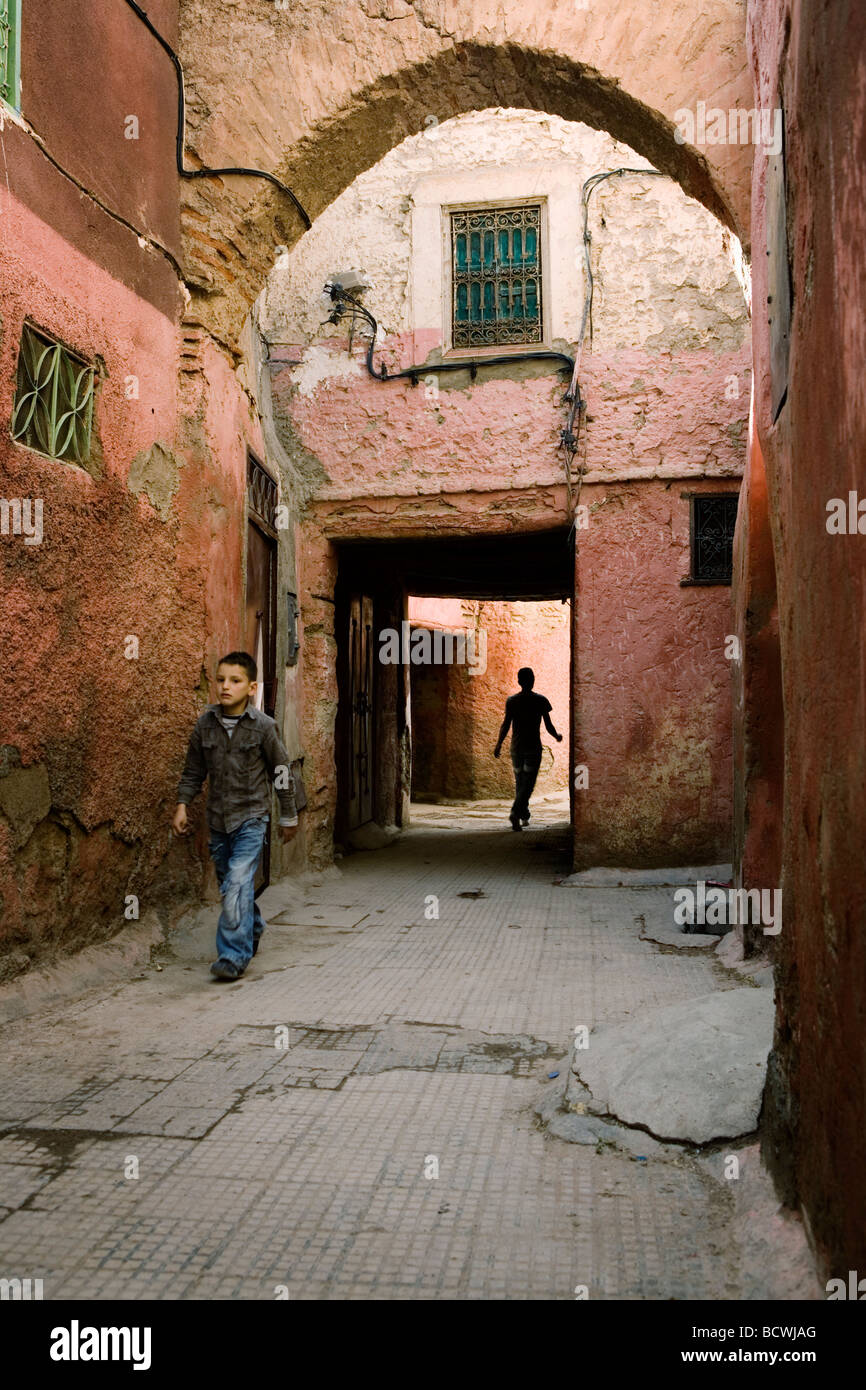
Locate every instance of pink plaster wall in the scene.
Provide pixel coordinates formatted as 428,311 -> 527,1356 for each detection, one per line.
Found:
284,316 -> 745,868
731,412 -> 783,953
0,191 -> 267,969
573,479 -> 737,867
273,340 -> 750,499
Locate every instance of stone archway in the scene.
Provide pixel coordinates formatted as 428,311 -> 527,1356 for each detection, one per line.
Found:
178,0 -> 753,346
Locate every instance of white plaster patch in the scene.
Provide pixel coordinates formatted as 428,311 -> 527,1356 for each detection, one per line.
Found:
291,345 -> 364,395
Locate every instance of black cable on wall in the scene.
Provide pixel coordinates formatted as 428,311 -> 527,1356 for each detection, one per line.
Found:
122,0 -> 311,229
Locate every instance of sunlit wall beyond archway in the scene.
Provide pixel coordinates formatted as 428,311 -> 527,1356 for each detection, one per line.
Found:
408,597 -> 570,803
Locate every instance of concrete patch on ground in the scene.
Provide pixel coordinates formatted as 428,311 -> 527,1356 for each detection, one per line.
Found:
345,822 -> 401,851
637,909 -> 721,950
714,930 -> 775,986
560,863 -> 733,887
632,887 -> 723,947
0,911 -> 167,1025
535,1070 -> 676,1159
571,988 -> 775,1143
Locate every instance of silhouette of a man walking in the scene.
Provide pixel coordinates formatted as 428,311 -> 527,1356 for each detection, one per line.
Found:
494,667 -> 563,830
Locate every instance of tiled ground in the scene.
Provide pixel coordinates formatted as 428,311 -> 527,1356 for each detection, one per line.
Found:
0,795 -> 798,1299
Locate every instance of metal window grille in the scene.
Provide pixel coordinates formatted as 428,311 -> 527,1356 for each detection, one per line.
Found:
451,205 -> 543,348
11,323 -> 95,463
691,495 -> 739,583
247,451 -> 278,533
1,0 -> 20,108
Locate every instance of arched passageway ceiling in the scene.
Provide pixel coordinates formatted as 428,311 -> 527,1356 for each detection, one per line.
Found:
179,0 -> 753,348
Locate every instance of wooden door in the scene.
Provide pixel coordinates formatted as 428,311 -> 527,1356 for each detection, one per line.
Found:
347,594 -> 374,830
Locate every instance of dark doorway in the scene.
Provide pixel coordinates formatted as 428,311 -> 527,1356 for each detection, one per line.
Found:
246,452 -> 279,892
345,593 -> 375,831
333,528 -> 573,849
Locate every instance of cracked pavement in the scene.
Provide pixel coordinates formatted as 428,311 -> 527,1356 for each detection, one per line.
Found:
0,796 -> 817,1299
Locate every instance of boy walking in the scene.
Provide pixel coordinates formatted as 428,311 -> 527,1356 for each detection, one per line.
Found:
493,667 -> 563,830
172,651 -> 302,980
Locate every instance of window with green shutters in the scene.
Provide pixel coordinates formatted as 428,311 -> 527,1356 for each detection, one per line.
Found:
1,0 -> 21,109
450,204 -> 544,349
11,324 -> 96,464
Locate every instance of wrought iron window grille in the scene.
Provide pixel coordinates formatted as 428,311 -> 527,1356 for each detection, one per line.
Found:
450,205 -> 544,349
247,451 -> 279,534
684,494 -> 739,585
11,324 -> 96,464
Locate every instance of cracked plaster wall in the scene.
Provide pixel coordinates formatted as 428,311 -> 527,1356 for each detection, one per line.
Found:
178,0 -> 753,345
255,111 -> 747,862
259,111 -> 750,509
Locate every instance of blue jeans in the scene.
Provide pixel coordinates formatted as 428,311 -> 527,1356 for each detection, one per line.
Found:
208,815 -> 268,970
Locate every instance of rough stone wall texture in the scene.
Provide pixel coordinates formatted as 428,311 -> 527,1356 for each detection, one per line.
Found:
746,0 -> 866,1276
258,111 -> 747,352
294,521 -> 340,864
573,480 -> 737,868
262,111 -> 750,499
0,0 -> 294,973
178,0 -> 753,344
0,189 -> 266,971
407,596 -> 570,800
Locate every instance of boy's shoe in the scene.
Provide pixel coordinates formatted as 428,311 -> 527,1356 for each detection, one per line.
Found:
509,815 -> 522,831
521,814 -> 530,825
210,958 -> 242,981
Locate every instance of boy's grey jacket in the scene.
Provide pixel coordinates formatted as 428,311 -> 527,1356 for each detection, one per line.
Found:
176,703 -> 298,832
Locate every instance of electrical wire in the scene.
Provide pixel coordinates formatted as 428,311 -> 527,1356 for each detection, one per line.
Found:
323,283 -> 575,383
121,0 -> 311,229
563,165 -> 667,530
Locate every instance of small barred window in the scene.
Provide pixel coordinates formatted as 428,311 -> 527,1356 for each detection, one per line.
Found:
690,494 -> 739,584
11,324 -> 96,464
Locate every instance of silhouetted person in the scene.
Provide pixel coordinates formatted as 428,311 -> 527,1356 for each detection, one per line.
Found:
494,667 -> 562,830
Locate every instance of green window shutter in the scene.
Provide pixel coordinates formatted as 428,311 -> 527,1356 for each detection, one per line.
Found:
450,205 -> 543,348
1,0 -> 21,110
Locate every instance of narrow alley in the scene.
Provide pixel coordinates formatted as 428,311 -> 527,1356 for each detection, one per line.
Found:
1,0 -> 865,1350
0,801 -> 815,1300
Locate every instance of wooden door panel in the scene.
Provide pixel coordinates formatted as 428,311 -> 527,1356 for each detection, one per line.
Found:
347,594 -> 374,830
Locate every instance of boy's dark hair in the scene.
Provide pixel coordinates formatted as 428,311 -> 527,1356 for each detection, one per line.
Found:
218,651 -> 257,680
517,667 -> 535,689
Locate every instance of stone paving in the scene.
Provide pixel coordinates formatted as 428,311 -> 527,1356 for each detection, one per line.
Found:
0,794 -> 817,1299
